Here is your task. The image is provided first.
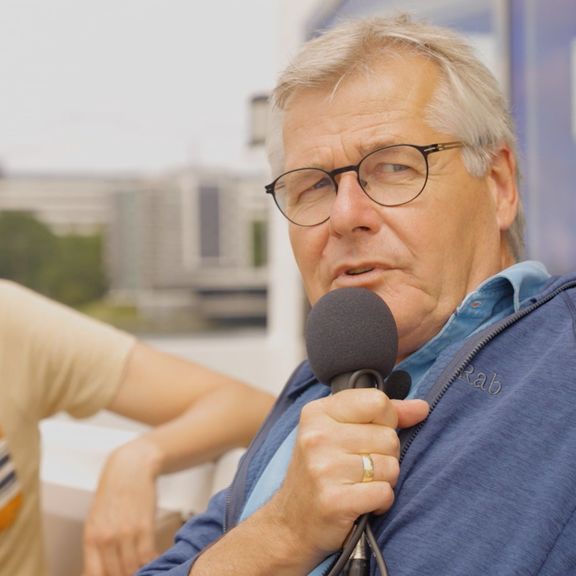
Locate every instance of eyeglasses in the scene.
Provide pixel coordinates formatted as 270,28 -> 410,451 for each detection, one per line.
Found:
265,141 -> 464,227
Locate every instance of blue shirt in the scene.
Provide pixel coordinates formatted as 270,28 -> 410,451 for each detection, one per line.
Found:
398,260 -> 550,398
241,260 -> 550,575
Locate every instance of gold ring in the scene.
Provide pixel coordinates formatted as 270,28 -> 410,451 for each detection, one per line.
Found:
361,454 -> 375,483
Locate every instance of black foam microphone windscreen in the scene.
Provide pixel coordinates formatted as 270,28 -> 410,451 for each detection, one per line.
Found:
305,287 -> 398,385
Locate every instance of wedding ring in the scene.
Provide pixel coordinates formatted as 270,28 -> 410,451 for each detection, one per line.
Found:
361,453 -> 375,483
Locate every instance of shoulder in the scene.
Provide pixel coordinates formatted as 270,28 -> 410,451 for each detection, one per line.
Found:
0,279 -> 40,307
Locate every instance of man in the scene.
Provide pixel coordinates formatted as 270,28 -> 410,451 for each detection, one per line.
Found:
138,14 -> 576,575
0,280 -> 274,576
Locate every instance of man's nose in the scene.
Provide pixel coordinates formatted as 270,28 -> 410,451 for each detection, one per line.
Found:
328,172 -> 381,235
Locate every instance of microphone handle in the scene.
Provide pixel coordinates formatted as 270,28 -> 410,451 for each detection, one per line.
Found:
330,369 -> 383,394
328,369 -> 400,575
328,371 -> 378,575
330,368 -> 411,399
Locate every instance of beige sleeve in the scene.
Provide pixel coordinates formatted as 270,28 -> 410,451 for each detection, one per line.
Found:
0,280 -> 135,420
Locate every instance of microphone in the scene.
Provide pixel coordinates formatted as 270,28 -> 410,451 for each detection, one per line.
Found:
305,287 -> 405,575
383,369 -> 412,401
305,287 -> 404,397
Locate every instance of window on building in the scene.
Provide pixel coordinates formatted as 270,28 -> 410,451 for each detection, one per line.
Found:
199,184 -> 221,260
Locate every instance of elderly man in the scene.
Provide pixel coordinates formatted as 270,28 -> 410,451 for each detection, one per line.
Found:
139,14 -> 576,576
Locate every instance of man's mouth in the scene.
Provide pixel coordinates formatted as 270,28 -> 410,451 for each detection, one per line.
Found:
345,267 -> 375,276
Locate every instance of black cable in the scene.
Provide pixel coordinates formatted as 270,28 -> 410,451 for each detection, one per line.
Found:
366,522 -> 388,576
323,371 -> 403,575
324,515 -> 389,576
324,515 -> 368,575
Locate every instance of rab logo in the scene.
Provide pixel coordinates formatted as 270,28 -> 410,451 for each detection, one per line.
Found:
457,364 -> 502,395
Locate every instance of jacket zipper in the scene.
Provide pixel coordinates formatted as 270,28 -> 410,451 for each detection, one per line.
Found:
399,279 -> 576,462
366,279 -> 576,576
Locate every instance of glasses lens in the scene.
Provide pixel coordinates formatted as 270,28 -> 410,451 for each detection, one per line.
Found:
359,145 -> 427,206
273,168 -> 335,226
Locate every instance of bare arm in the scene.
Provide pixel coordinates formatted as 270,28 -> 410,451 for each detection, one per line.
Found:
83,341 -> 275,576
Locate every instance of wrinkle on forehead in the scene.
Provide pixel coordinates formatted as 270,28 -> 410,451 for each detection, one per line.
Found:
281,54 -> 443,170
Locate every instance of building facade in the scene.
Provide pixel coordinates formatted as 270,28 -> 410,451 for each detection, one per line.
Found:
106,167 -> 269,327
0,173 -> 141,235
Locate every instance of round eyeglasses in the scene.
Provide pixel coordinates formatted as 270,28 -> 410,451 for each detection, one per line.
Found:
265,141 -> 463,227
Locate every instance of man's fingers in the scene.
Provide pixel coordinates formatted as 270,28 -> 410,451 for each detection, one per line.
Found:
83,530 -> 156,576
392,399 -> 429,429
135,530 -> 157,570
118,536 -> 144,575
82,544 -> 105,576
317,388 -> 398,426
349,452 -> 400,486
313,388 -> 429,430
99,542 -> 125,576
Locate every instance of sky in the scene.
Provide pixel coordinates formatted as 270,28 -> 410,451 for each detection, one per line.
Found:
0,0 -> 281,174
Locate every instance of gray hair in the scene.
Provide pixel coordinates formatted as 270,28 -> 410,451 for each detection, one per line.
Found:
267,14 -> 525,260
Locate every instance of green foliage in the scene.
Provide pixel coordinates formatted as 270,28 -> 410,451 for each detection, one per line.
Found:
0,210 -> 108,307
79,300 -> 140,329
51,234 -> 109,306
0,211 -> 58,290
251,219 -> 267,268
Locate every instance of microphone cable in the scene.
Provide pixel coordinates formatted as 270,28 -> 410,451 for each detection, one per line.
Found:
324,514 -> 389,576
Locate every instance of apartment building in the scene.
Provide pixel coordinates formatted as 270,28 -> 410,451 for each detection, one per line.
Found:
106,166 -> 269,327
0,172 -> 141,235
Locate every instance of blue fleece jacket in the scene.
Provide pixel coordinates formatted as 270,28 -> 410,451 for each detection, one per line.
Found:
139,273 -> 576,575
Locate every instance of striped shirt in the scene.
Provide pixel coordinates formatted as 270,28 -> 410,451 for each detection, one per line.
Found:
0,428 -> 22,531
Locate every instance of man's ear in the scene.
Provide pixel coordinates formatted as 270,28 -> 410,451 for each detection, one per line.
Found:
486,146 -> 519,233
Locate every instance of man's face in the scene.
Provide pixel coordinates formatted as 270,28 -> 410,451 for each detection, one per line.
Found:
283,54 -> 518,359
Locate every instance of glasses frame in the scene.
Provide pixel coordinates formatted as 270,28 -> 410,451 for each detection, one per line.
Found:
265,141 -> 464,226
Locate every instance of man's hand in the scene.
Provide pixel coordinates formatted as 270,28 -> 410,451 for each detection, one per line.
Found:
191,389 -> 429,575
82,440 -> 159,576
267,389 -> 429,567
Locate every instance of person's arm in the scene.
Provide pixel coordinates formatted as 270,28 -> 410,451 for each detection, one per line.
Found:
82,341 -> 275,576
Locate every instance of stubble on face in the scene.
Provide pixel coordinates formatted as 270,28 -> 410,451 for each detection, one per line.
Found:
282,54 -> 514,358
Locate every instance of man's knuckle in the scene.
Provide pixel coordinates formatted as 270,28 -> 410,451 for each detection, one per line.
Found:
299,426 -> 327,451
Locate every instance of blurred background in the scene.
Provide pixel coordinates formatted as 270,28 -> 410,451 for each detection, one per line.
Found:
1,0 -> 574,358
1,0 -> 574,572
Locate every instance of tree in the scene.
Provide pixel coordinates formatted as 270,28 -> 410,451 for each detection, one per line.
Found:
0,211 -> 59,293
51,233 -> 108,306
0,210 -> 108,307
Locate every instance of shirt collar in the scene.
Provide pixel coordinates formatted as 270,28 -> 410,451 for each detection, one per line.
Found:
470,259 -> 550,313
396,260 -> 550,395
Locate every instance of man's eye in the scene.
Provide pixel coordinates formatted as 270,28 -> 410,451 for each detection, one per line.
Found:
377,162 -> 410,173
295,175 -> 331,200
308,176 -> 332,190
